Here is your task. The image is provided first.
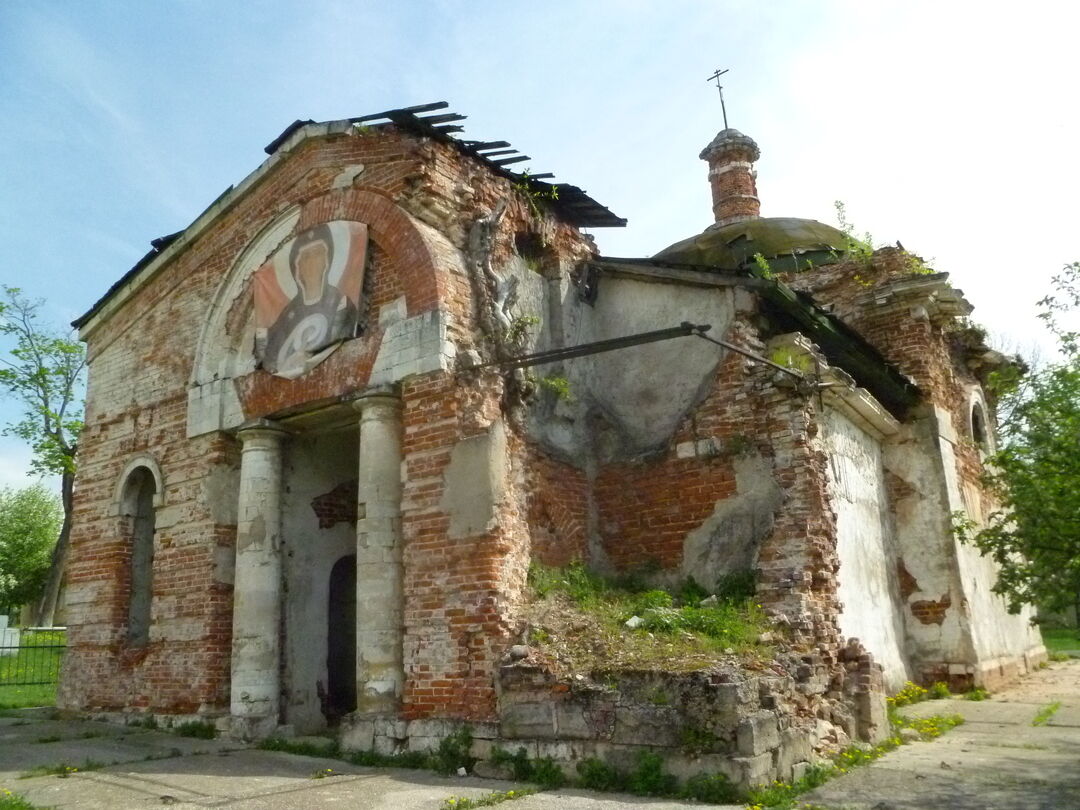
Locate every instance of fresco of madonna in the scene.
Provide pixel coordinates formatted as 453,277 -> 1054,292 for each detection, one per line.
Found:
253,221 -> 367,379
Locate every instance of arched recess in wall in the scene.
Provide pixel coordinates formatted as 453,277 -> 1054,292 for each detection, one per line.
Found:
968,390 -> 994,455
113,458 -> 163,646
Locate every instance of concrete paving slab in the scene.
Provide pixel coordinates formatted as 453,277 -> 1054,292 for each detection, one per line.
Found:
0,715 -> 246,783
6,749 -> 720,810
804,660 -> 1080,810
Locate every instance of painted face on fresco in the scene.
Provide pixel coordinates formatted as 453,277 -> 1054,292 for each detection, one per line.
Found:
295,240 -> 330,304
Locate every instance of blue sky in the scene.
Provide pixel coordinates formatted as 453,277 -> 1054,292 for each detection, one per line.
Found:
1,0 -> 1078,487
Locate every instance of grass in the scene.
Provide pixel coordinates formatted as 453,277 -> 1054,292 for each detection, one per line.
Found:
1032,701 -> 1061,726
0,789 -> 43,810
0,684 -> 56,710
1041,628 -> 1080,657
0,629 -> 65,710
525,562 -> 773,673
0,632 -> 65,682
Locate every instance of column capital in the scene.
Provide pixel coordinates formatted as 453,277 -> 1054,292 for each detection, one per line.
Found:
236,418 -> 289,446
350,387 -> 401,421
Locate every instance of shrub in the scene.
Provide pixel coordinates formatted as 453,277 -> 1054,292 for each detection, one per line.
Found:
929,681 -> 951,699
575,757 -> 625,792
530,757 -> 566,789
626,751 -> 677,797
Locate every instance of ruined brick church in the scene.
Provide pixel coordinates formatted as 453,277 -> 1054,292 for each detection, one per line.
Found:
60,102 -> 1044,784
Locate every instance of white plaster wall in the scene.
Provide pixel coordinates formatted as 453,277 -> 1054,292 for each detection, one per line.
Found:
281,427 -> 359,733
822,408 -> 911,691
948,456 -> 1042,667
520,274 -> 734,459
882,417 -> 973,670
568,277 -> 733,454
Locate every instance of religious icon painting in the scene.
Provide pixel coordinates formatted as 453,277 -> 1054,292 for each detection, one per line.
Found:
253,221 -> 367,379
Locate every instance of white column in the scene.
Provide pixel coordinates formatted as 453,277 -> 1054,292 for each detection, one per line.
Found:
230,420 -> 288,738
352,390 -> 404,715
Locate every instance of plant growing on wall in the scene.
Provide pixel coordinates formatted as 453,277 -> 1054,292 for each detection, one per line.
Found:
513,170 -> 559,221
954,262 -> 1080,619
0,287 -> 85,625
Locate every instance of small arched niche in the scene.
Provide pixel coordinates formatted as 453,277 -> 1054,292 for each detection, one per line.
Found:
118,465 -> 159,646
969,396 -> 993,455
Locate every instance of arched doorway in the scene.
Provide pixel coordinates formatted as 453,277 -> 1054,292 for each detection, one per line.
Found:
325,554 -> 356,722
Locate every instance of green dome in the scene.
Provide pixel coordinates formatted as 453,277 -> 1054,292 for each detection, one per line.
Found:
654,217 -> 851,273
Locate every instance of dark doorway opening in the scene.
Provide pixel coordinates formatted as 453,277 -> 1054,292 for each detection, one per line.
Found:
325,554 -> 357,723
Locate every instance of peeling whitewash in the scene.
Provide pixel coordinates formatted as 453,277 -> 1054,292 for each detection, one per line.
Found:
822,408 -> 911,691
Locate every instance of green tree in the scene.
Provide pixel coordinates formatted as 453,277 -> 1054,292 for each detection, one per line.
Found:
957,263 -> 1080,619
0,287 -> 85,625
0,484 -> 63,612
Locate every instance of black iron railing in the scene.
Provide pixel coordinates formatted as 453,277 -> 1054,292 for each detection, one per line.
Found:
0,627 -> 66,686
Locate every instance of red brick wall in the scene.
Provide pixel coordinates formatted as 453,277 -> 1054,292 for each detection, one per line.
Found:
591,316 -> 843,651
399,372 -> 532,722
525,448 -> 589,568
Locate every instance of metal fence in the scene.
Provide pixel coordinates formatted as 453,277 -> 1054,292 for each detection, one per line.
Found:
0,627 -> 67,686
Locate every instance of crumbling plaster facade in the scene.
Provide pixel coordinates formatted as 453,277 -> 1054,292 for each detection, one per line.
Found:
60,108 -> 1043,787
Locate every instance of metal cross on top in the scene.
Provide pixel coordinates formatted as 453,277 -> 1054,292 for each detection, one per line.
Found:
706,67 -> 730,129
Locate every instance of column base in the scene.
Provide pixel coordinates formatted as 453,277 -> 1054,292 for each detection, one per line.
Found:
229,714 -> 287,742
339,711 -> 407,755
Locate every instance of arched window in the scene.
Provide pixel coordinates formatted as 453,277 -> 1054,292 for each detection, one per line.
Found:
121,467 -> 157,646
970,401 -> 990,454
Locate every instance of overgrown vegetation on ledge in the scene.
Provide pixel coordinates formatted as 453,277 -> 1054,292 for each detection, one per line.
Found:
523,562 -> 775,673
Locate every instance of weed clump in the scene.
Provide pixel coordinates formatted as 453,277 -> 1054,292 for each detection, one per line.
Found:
441,789 -> 536,810
525,562 -> 773,673
432,726 -> 475,775
678,771 -> 740,803
174,720 -> 216,739
489,747 -> 565,788
929,681 -> 951,699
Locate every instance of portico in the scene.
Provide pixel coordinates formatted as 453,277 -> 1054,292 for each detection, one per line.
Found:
228,388 -> 404,738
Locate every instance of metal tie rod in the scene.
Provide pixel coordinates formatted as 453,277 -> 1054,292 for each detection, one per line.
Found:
464,321 -> 805,379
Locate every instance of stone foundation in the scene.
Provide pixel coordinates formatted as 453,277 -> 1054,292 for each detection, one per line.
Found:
333,639 -> 888,792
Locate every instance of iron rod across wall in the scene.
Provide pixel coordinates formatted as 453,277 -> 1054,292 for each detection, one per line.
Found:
465,321 -> 806,380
